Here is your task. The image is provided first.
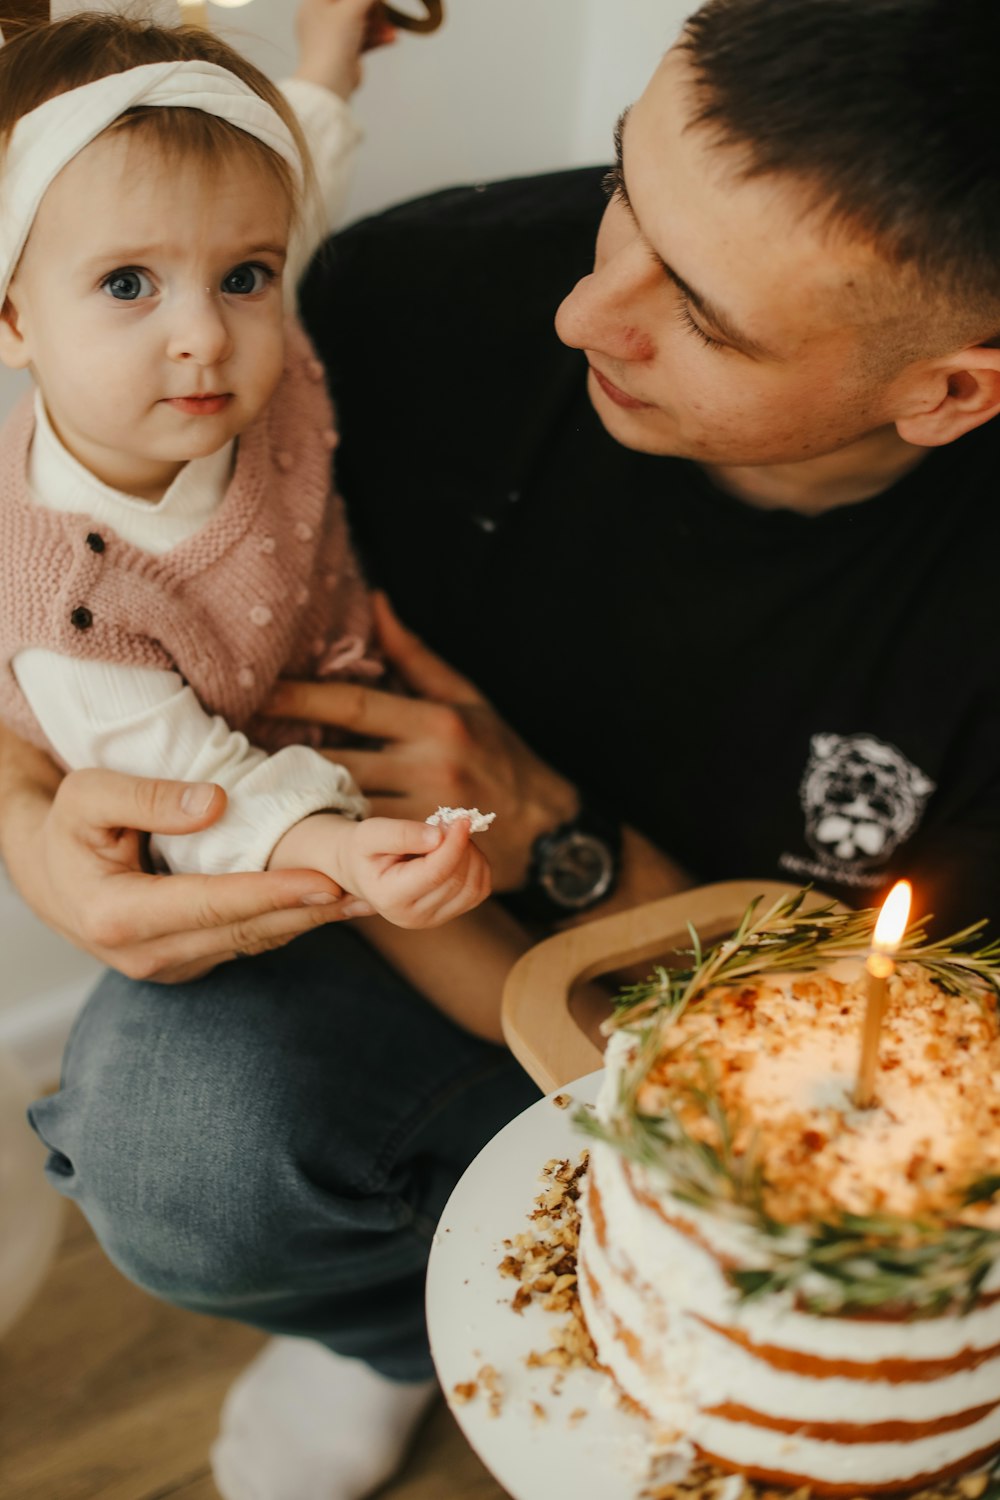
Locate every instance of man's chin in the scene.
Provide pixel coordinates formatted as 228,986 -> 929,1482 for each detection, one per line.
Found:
587,378 -> 690,458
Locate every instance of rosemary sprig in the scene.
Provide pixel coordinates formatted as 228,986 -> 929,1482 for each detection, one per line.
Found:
730,1215 -> 1000,1318
895,921 -> 1000,1006
608,889 -> 1000,1031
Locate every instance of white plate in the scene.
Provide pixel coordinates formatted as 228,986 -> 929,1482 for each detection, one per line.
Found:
426,1070 -> 664,1500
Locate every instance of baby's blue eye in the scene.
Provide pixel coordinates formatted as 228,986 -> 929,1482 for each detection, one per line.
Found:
102,269 -> 155,301
222,263 -> 272,296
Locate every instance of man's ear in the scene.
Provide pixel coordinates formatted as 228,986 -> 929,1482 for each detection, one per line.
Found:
895,346 -> 1000,448
0,292 -> 31,371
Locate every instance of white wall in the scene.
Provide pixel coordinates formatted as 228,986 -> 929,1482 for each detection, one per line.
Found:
571,1 -> 689,167
0,0 -> 692,1081
210,0 -> 689,217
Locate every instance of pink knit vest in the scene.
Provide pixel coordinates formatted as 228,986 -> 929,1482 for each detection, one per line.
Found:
0,321 -> 380,766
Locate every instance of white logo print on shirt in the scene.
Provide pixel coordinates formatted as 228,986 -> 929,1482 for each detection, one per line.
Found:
779,732 -> 935,890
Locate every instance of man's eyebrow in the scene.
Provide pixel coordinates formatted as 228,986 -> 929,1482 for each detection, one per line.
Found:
606,107 -> 774,360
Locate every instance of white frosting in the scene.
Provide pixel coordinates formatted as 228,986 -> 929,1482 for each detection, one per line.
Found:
580,1145 -> 1000,1483
425,806 -> 496,833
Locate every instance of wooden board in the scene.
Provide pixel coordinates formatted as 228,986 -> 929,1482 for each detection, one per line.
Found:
501,880 -> 830,1092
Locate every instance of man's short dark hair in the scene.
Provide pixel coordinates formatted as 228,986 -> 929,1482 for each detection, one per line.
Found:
680,0 -> 1000,335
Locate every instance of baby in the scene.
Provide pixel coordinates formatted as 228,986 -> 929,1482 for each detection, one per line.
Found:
0,1 -> 527,1034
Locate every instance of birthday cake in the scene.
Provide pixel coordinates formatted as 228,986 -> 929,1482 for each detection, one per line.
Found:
576,894 -> 1000,1495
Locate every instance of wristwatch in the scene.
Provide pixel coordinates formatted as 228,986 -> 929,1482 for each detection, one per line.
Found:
512,803 -> 622,923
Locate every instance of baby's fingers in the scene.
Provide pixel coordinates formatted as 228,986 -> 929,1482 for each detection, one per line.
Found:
415,848 -> 492,925
366,817 -> 444,860
376,820 -> 473,902
392,840 -> 491,924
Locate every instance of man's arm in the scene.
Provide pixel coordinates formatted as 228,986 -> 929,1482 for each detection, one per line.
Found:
0,723 -> 358,983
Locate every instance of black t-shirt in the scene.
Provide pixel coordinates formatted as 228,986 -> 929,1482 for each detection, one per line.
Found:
300,167 -> 1000,934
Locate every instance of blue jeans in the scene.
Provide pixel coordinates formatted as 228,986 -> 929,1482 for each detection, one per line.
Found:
28,924 -> 540,1382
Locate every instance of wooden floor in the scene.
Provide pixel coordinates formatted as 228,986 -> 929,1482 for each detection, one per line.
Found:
0,1202 -> 509,1500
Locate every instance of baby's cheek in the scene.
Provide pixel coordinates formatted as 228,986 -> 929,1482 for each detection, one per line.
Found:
251,337 -> 287,407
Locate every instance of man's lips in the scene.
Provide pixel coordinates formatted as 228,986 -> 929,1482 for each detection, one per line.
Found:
165,393 -> 233,416
588,364 -> 651,411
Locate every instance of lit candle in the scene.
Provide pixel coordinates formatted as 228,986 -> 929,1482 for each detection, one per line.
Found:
854,879 -> 912,1108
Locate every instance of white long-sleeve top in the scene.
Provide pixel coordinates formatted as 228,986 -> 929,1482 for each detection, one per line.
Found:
12,79 -> 369,877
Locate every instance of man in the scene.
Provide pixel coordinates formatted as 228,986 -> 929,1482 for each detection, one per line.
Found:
4,1 -> 1000,1496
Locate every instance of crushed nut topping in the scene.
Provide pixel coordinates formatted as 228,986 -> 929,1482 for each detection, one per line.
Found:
497,1153 -> 599,1373
632,969 -> 1000,1225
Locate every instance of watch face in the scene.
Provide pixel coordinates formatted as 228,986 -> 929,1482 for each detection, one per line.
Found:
539,830 -> 615,910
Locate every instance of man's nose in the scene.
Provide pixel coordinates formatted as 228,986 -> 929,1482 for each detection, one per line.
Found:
166,288 -> 233,366
555,244 -> 657,363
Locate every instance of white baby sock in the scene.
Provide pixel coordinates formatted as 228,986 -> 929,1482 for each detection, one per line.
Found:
210,1336 -> 438,1500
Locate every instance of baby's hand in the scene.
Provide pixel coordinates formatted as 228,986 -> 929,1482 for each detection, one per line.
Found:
343,816 -> 491,928
294,0 -> 396,101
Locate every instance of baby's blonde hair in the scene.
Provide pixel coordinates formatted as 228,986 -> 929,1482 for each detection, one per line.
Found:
0,12 -> 313,225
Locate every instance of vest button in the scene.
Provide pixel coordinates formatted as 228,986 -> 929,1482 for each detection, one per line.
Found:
70,606 -> 93,630
85,532 -> 105,553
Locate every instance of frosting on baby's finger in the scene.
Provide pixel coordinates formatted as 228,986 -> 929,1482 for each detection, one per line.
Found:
425,806 -> 496,834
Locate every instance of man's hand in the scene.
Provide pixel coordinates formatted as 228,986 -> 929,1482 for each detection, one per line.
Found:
263,593 -> 579,890
0,749 -> 360,983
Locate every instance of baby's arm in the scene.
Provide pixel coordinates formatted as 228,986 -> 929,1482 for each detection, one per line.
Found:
12,650 -> 366,878
269,811 -> 490,929
293,0 -> 395,102
280,0 -> 396,293
14,653 -> 491,932
273,811 -> 530,1042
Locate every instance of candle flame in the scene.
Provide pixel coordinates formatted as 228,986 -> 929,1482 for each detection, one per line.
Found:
873,879 -> 912,951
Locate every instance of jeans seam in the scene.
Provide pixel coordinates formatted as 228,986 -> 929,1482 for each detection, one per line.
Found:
358,1052 -> 517,1196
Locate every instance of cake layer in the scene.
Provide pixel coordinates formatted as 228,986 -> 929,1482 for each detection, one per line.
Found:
578,1170 -> 1000,1428
578,1145 -> 1000,1491
695,1437 -> 1000,1498
700,1400 -> 1000,1442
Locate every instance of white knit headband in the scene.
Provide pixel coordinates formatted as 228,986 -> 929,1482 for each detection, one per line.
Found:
0,59 -> 304,305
